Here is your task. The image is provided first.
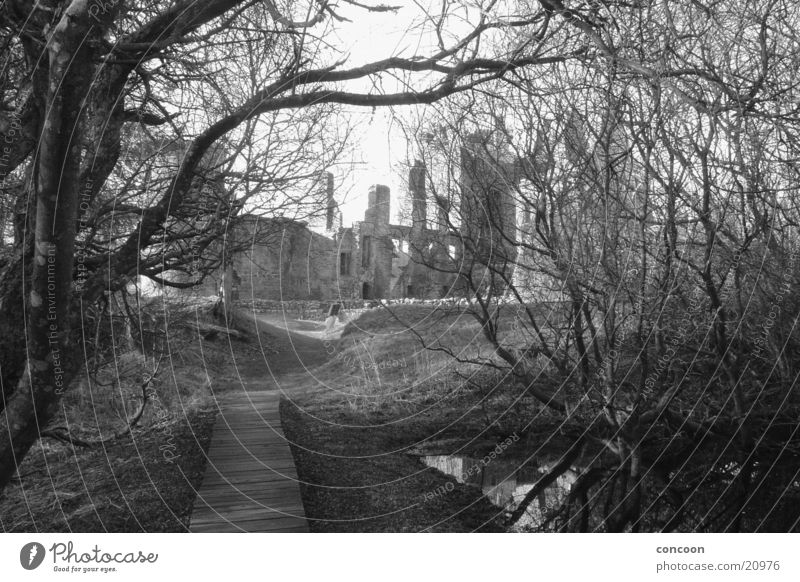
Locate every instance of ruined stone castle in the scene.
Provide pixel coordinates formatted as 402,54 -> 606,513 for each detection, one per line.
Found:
192,129 -> 552,303
212,169 -> 458,302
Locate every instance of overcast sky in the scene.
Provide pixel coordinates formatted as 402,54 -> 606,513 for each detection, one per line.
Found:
314,1 -> 480,226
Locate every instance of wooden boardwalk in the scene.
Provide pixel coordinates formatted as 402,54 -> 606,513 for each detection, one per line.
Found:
190,389 -> 308,532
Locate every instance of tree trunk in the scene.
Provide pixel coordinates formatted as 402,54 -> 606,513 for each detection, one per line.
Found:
0,255 -> 29,407
0,2 -> 100,490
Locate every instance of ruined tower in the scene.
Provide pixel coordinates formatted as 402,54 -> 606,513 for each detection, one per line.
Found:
458,131 -> 519,295
407,160 -> 429,297
323,172 -> 340,231
359,184 -> 393,299
410,159 -> 427,229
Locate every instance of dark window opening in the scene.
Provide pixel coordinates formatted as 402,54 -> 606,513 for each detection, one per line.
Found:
361,236 -> 372,267
362,282 -> 371,299
406,285 -> 414,298
339,252 -> 351,275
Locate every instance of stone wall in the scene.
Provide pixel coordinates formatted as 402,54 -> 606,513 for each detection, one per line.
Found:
174,131 -> 562,304
232,219 -> 359,301
181,158 -> 470,303
235,299 -> 370,321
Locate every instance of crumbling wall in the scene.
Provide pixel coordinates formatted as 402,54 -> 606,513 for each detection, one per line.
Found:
359,185 -> 393,299
179,155 -> 478,302
232,220 -> 349,301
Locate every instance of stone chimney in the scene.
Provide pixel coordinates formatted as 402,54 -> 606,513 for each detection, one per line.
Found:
365,184 -> 390,225
410,159 -> 426,230
324,172 -> 336,231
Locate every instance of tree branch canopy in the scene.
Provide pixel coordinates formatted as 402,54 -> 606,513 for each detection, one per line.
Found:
1,0 -> 798,533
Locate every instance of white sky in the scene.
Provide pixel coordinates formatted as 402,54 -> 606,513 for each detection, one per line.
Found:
307,1 -> 480,226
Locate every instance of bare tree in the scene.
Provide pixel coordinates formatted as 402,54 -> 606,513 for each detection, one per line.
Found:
0,0 -> 583,492
391,0 -> 800,531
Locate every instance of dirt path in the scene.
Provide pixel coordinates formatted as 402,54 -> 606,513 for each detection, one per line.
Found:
189,313 -> 333,532
250,313 -> 332,372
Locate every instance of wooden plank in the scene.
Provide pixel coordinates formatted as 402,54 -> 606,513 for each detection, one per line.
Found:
193,504 -> 305,516
190,522 -> 307,533
192,504 -> 304,516
202,455 -> 288,462
199,475 -> 299,486
189,389 -> 308,533
190,515 -> 308,529
199,474 -> 299,487
192,503 -> 305,516
191,511 -> 308,526
203,449 -> 294,454
202,465 -> 298,472
195,485 -> 302,496
195,482 -> 302,494
190,521 -> 308,533
194,496 -> 305,509
200,470 -> 299,480
199,465 -> 293,475
202,464 -> 298,472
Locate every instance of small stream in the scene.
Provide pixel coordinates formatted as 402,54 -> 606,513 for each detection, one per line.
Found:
421,441 -> 800,531
420,450 -> 582,530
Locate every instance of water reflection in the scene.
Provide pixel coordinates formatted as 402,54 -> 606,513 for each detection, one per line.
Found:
421,453 -> 581,530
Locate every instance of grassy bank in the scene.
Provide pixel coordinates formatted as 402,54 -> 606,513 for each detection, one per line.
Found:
0,299 -> 271,532
282,400 -> 507,532
282,304 -> 575,532
284,304 -> 800,533
0,410 -> 216,532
